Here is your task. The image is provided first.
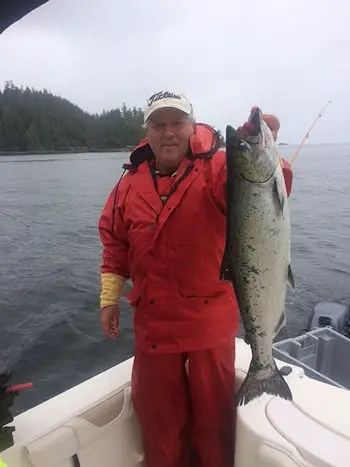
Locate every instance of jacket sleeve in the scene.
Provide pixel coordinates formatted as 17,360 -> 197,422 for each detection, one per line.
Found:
99,180 -> 130,278
98,180 -> 130,308
211,151 -> 227,213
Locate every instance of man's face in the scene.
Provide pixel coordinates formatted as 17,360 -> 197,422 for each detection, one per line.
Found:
146,108 -> 195,171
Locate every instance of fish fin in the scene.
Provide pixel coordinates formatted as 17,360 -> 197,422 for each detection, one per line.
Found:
288,264 -> 295,289
273,311 -> 286,339
220,247 -> 234,282
236,360 -> 293,406
273,177 -> 285,219
244,335 -> 251,346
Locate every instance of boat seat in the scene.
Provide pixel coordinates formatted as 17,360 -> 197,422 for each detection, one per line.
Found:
234,340 -> 350,467
23,385 -> 145,467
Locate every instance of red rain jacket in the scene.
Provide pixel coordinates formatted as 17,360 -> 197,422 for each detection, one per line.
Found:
99,124 -> 293,354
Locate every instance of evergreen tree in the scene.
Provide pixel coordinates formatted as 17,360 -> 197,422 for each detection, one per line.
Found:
0,83 -> 145,152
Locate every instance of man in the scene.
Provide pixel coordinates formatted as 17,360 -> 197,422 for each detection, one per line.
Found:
98,91 -> 293,467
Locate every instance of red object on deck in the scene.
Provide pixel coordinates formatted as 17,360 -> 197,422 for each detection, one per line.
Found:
6,382 -> 33,393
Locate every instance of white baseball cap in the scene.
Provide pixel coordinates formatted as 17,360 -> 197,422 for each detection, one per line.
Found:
143,90 -> 194,123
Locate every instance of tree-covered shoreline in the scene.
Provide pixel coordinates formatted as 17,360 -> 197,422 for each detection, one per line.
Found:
0,147 -> 133,156
0,81 -> 145,154
0,81 -> 226,154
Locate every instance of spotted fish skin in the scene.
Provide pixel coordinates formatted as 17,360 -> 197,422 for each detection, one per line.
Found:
221,108 -> 294,406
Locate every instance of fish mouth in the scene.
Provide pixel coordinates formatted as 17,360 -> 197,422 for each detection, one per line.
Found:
248,107 -> 262,137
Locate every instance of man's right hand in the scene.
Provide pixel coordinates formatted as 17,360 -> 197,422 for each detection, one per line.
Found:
101,305 -> 120,339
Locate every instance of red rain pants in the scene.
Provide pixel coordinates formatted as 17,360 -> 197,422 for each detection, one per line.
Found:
131,340 -> 236,467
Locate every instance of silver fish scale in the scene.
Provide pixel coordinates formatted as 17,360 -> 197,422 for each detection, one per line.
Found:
230,160 -> 290,369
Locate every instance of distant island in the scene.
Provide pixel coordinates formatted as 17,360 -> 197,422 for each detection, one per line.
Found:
0,81 -> 146,154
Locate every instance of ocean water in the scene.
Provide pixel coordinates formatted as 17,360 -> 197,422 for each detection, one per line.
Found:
0,144 -> 349,414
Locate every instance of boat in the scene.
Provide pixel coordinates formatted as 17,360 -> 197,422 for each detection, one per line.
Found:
1,301 -> 349,467
1,4 -> 348,467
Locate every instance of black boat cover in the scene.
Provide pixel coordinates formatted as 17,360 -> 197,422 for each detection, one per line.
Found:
0,0 -> 49,35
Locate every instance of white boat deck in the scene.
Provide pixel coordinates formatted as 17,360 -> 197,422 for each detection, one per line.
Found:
2,339 -> 350,467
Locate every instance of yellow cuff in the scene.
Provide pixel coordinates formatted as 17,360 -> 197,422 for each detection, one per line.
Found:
100,273 -> 126,309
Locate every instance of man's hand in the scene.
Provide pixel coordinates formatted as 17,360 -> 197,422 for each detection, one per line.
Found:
237,107 -> 280,141
101,305 -> 120,339
237,106 -> 260,137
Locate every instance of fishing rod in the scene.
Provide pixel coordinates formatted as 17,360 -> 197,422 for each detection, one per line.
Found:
289,100 -> 332,167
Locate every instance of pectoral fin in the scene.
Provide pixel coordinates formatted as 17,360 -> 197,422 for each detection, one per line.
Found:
273,311 -> 286,339
288,264 -> 295,289
273,177 -> 285,219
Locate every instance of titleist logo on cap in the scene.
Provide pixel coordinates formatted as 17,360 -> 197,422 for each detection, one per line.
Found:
147,91 -> 182,107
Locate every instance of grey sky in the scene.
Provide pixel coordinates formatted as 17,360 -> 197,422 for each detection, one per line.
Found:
0,0 -> 348,143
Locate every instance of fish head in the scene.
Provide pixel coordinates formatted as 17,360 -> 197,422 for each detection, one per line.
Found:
227,107 -> 279,183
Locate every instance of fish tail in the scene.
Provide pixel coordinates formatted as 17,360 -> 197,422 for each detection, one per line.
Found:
236,361 -> 293,406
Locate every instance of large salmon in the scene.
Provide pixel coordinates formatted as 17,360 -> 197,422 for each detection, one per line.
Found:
221,107 -> 295,406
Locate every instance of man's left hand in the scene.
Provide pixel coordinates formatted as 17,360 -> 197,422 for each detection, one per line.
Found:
237,107 -> 280,140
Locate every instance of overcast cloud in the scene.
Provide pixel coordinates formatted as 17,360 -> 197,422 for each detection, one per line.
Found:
0,0 -> 349,143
